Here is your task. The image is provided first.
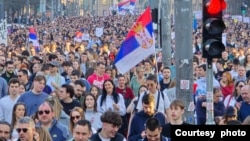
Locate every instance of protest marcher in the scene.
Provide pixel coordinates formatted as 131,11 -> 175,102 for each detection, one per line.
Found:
90,110 -> 127,141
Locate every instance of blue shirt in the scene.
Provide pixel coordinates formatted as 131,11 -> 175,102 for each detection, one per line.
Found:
0,77 -> 8,98
238,102 -> 250,122
17,91 -> 49,116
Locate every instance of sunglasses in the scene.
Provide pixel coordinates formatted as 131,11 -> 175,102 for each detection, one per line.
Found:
38,110 -> 50,115
71,115 -> 80,120
16,128 -> 28,133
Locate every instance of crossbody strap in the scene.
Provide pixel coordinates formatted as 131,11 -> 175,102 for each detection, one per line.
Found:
156,90 -> 161,111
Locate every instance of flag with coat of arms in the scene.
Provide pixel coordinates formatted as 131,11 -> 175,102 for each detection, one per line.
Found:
114,7 -> 155,74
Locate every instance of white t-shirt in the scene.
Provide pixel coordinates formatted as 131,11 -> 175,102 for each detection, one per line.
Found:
223,95 -> 237,108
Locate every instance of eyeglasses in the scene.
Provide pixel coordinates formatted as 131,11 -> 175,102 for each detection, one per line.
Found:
71,115 -> 80,120
16,128 -> 28,133
38,110 -> 50,115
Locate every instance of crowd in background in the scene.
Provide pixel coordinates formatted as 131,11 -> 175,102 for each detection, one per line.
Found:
0,13 -> 250,141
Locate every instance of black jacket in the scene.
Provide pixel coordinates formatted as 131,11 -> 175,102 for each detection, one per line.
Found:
90,129 -> 125,141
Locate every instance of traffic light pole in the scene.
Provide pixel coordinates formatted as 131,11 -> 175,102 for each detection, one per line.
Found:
174,0 -> 194,124
205,59 -> 215,125
160,0 -> 172,67
201,0 -> 226,124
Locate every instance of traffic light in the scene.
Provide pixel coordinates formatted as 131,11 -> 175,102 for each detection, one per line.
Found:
202,0 -> 226,60
241,3 -> 247,15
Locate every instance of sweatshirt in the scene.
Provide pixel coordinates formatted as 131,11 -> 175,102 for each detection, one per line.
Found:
128,111 -> 166,141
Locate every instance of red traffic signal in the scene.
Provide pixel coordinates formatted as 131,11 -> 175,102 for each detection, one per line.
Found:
207,0 -> 227,15
202,0 -> 226,59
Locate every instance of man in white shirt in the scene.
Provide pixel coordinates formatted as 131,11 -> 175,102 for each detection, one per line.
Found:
0,78 -> 20,124
230,58 -> 240,79
136,75 -> 171,120
46,61 -> 66,91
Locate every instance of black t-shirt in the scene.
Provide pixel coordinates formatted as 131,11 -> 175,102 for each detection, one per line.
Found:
60,99 -> 81,115
162,122 -> 191,138
159,79 -> 171,92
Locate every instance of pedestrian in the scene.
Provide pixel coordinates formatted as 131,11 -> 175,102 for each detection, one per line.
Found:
90,110 -> 126,141
13,116 -> 36,141
139,117 -> 171,141
68,119 -> 92,141
0,120 -> 12,141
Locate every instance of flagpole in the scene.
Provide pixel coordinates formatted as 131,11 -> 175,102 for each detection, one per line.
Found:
25,33 -> 30,56
152,31 -> 160,85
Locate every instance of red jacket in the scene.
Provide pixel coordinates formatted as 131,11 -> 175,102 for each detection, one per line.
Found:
221,84 -> 234,98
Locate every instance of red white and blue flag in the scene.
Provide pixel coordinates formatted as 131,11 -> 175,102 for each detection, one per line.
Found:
29,27 -> 39,47
114,7 -> 155,74
118,0 -> 137,14
74,31 -> 83,43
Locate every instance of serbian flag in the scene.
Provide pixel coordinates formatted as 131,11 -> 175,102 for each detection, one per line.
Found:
128,0 -> 136,10
29,27 -> 39,47
118,0 -> 130,11
74,31 -> 83,42
114,7 -> 155,74
118,0 -> 136,14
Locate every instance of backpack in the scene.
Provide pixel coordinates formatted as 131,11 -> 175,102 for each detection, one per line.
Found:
134,90 -> 165,113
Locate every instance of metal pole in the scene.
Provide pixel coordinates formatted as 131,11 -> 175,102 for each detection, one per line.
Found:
51,0 -> 54,19
96,0 -> 99,16
4,10 -> 6,23
205,59 -> 215,125
157,0 -> 161,49
161,0 -> 171,67
174,0 -> 194,124
26,0 -> 29,25
0,0 -> 4,21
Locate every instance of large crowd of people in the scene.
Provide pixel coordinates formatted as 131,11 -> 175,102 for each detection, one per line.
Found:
0,12 -> 250,141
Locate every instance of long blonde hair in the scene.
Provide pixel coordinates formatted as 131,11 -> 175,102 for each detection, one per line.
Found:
45,96 -> 63,120
35,126 -> 52,141
69,107 -> 85,134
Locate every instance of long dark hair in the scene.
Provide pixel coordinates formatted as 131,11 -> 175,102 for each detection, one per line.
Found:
11,102 -> 26,128
83,94 -> 98,112
100,79 -> 119,106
